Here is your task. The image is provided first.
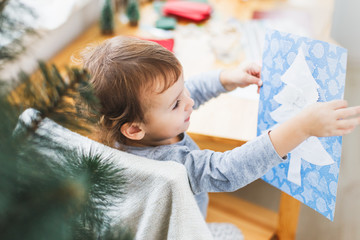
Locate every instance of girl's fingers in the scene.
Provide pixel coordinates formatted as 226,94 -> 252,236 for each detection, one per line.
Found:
336,117 -> 360,129
247,63 -> 261,74
334,126 -> 356,136
327,99 -> 348,110
336,106 -> 360,119
244,74 -> 261,86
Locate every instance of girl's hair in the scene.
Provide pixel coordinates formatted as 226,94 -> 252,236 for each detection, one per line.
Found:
81,36 -> 182,146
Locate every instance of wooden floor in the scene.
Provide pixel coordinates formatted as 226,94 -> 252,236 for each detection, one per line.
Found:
207,193 -> 278,240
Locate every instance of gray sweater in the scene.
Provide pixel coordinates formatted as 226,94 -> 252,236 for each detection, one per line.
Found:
122,70 -> 285,217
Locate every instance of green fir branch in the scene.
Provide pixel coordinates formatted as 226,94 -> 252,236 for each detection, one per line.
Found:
1,1 -> 133,238
10,61 -> 100,133
0,92 -> 133,240
0,0 -> 37,66
0,56 -> 132,240
62,150 -> 127,232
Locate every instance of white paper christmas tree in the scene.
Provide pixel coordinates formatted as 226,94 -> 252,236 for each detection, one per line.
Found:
270,47 -> 335,186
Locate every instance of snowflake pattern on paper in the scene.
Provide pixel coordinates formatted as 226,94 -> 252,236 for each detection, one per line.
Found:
257,29 -> 347,221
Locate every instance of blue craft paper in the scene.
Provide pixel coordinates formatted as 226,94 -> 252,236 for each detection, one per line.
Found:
257,29 -> 347,221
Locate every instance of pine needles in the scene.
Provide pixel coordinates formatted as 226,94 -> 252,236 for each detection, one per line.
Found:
0,68 -> 133,240
1,1 -> 133,238
9,61 -> 100,134
0,0 -> 37,66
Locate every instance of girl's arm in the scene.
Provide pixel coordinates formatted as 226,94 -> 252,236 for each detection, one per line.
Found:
269,100 -> 360,157
185,63 -> 262,109
185,70 -> 227,109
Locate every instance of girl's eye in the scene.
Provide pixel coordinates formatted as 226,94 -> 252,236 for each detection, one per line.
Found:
173,100 -> 180,110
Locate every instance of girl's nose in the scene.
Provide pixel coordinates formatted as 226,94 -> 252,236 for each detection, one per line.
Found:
184,95 -> 194,111
184,88 -> 194,110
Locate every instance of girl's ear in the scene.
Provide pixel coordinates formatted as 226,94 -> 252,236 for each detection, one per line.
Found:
120,122 -> 145,140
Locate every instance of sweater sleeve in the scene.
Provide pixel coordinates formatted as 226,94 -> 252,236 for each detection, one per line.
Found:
185,69 -> 227,109
169,132 -> 286,194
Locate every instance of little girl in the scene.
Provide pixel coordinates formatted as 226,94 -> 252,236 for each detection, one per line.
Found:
82,36 -> 360,217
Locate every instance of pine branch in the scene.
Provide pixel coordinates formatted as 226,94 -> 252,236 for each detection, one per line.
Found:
62,150 -> 127,232
1,1 -> 133,237
0,0 -> 9,12
9,61 -> 100,133
0,92 -> 133,240
0,0 -> 37,66
0,57 -> 132,240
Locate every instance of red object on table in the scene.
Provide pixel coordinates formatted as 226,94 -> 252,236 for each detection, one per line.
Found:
143,38 -> 175,52
162,1 -> 212,22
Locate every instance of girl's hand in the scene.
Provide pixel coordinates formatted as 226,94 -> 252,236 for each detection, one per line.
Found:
220,63 -> 262,93
268,99 -> 360,158
300,100 -> 360,138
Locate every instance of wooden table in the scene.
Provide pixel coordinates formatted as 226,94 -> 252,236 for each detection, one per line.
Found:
48,1 -> 301,239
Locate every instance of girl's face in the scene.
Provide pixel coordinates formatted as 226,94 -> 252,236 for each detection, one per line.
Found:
139,75 -> 194,146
